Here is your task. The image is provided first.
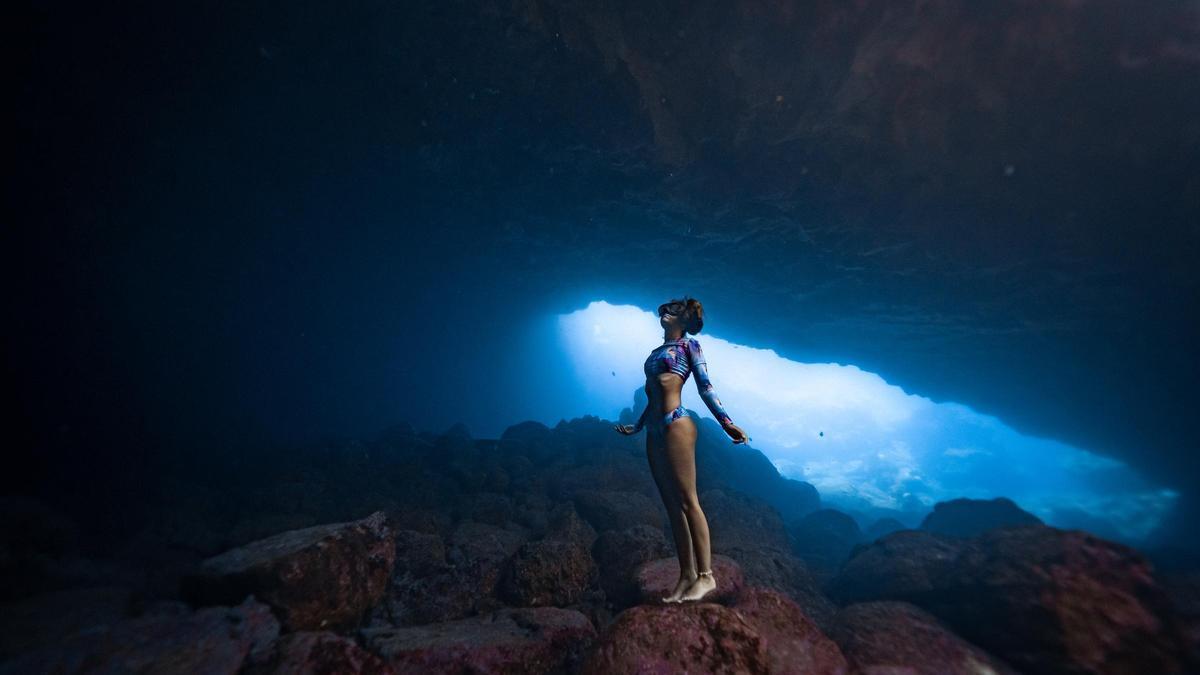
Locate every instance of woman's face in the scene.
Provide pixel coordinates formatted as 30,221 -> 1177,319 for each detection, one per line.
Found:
659,301 -> 685,330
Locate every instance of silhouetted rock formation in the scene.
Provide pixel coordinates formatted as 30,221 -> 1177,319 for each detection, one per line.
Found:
920,496 -> 1042,538
789,508 -> 864,584
2,416 -> 1197,672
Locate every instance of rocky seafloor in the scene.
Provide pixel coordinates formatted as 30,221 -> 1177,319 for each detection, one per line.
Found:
2,414 -> 1198,673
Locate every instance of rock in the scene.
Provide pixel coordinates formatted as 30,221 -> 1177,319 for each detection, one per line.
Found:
543,501 -> 598,549
591,525 -> 673,609
247,630 -> 394,674
581,602 -> 770,674
924,525 -> 1191,674
181,511 -> 396,632
719,544 -> 839,631
790,509 -> 863,584
0,586 -> 134,660
571,489 -> 662,533
828,530 -> 964,605
863,517 -> 907,542
393,529 -> 447,578
499,538 -> 597,607
731,587 -> 849,675
701,488 -> 793,551
634,554 -> 745,605
362,606 -> 595,674
920,497 -> 1042,538
0,596 -> 278,675
829,601 -> 1018,675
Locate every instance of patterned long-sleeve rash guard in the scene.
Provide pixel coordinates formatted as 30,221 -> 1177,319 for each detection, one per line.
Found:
634,337 -> 734,430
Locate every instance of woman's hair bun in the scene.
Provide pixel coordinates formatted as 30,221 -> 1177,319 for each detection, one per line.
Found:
683,296 -> 704,334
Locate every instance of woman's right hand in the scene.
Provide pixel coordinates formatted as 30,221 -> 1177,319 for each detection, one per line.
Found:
613,424 -> 637,435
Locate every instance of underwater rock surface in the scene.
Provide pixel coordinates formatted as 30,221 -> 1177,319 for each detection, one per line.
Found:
0,416 -> 1196,673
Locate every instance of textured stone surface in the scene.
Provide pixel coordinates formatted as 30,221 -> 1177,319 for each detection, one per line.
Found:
181,511 -> 395,632
732,587 -> 849,675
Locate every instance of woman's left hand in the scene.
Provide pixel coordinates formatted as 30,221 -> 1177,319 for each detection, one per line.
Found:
723,423 -> 750,444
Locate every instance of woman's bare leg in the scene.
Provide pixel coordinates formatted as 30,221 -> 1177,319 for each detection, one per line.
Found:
647,430 -> 696,602
664,416 -> 716,601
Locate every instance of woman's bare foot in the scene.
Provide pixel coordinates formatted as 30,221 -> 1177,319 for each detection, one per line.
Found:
662,573 -> 698,603
679,570 -> 717,602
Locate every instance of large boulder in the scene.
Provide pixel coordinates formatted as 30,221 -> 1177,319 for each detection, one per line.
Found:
829,601 -> 1018,675
789,509 -> 863,583
362,606 -> 595,675
581,603 -> 770,674
920,497 -> 1042,538
862,517 -> 907,542
702,488 -> 793,551
925,525 -> 1192,674
828,530 -> 964,605
181,511 -> 396,632
571,489 -> 662,533
1,596 -> 279,674
731,587 -> 849,675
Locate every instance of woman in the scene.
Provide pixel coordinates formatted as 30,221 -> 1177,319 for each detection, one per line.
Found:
614,297 -> 750,603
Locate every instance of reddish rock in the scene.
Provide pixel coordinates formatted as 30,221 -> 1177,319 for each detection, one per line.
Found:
362,606 -> 595,675
635,554 -> 745,605
925,525 -> 1191,674
829,601 -> 1018,675
731,587 -> 849,675
500,538 -> 597,607
248,631 -> 395,674
720,543 -> 839,631
1,595 -> 279,674
827,529 -> 963,604
181,510 -> 396,632
581,602 -> 770,674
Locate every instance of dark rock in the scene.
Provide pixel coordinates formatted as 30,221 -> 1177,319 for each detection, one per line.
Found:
790,509 -> 863,584
571,489 -> 662,533
863,517 -> 907,542
543,501 -> 598,549
580,602 -> 769,674
829,601 -> 1018,675
362,606 -> 595,675
499,538 -> 597,607
591,525 -> 673,609
634,554 -> 745,605
0,586 -> 134,660
393,529 -> 447,578
731,587 -> 849,675
828,530 -> 964,605
920,497 -> 1042,538
0,595 -> 278,674
719,544 -> 838,632
181,511 -> 396,632
702,488 -> 793,551
247,630 -> 395,674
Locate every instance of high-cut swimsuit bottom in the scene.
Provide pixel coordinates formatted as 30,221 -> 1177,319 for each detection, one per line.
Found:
646,404 -> 689,439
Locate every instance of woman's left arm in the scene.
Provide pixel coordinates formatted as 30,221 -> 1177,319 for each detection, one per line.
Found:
686,338 -> 734,427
